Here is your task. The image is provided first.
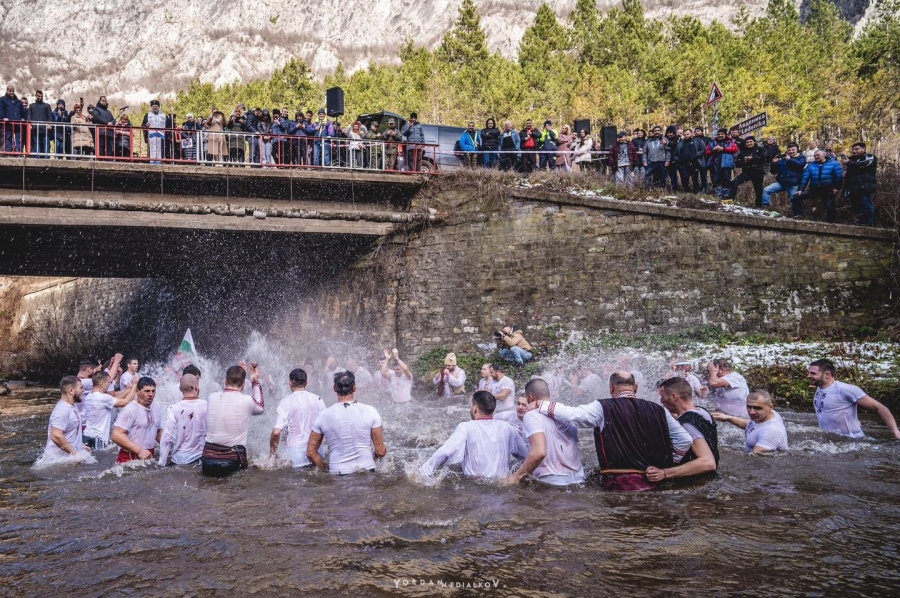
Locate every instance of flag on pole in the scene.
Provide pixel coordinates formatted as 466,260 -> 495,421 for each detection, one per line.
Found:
172,328 -> 197,371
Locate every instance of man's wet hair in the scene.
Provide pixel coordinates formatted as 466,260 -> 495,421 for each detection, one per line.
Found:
659,376 -> 692,400
810,359 -> 836,376
334,371 -> 356,397
489,363 -> 504,373
289,368 -> 308,387
182,364 -> 201,378
226,365 -> 246,388
137,376 -> 156,390
78,358 -> 98,372
471,390 -> 497,415
712,358 -> 732,370
609,371 -> 636,387
747,389 -> 774,406
524,378 -> 550,400
60,375 -> 79,394
91,371 -> 110,387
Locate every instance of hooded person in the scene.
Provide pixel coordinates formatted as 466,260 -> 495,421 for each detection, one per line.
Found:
92,96 -> 116,157
52,99 -> 71,155
433,353 -> 467,398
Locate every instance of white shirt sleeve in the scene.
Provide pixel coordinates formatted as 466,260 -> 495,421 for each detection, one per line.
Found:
450,369 -> 466,388
510,427 -> 529,460
157,407 -> 178,466
273,400 -> 289,431
538,400 -> 605,429
665,410 -> 693,463
419,424 -> 467,477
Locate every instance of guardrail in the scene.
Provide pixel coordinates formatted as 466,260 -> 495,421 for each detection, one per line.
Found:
0,121 -> 438,174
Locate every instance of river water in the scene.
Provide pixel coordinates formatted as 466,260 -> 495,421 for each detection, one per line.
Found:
2,349 -> 900,596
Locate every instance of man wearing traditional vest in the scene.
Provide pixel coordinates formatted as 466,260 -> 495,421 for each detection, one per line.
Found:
646,376 -> 718,483
530,371 -> 692,491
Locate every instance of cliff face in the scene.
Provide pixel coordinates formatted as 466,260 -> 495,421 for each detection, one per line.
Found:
0,0 -> 871,105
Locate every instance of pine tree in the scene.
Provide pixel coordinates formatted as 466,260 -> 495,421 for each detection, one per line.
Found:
437,0 -> 490,69
570,0 -> 601,65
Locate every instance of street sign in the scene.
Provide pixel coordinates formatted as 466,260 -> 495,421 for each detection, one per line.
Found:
705,83 -> 724,106
731,112 -> 769,136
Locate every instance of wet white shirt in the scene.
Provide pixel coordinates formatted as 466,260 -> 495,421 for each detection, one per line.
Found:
494,409 -> 524,438
577,374 -> 605,401
746,411 -> 789,452
522,411 -> 584,485
352,367 -> 375,392
274,390 -> 326,467
491,376 -> 516,412
114,400 -> 163,451
205,386 -> 265,447
538,399 -> 693,463
477,377 -> 492,392
43,400 -> 84,459
419,418 -> 528,478
158,399 -> 208,465
682,372 -> 703,397
83,392 -> 118,444
312,401 -> 382,475
813,381 -> 867,438
432,367 -> 467,398
715,372 -> 750,417
119,371 -> 137,390
383,370 -> 413,403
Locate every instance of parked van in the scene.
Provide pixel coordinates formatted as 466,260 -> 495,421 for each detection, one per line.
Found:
357,111 -> 465,172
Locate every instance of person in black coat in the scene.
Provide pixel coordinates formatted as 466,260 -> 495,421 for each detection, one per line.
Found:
91,96 -> 116,158
727,136 -> 768,207
480,118 -> 501,169
843,142 -> 877,226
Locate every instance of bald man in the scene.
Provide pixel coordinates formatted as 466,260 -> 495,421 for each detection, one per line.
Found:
158,374 -> 208,466
529,371 -> 692,491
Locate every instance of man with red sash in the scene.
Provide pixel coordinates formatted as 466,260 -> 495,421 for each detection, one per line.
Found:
112,377 -> 162,463
530,371 -> 692,491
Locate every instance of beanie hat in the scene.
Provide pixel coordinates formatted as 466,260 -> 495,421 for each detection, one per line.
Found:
56,99 -> 66,107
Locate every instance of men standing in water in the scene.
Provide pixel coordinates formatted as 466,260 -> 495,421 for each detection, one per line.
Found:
41,376 -> 91,461
111,377 -> 162,463
270,368 -> 326,468
83,371 -> 137,450
529,371 -> 692,491
158,374 -> 207,466
202,364 -> 265,477
433,352 -> 466,398
380,348 -> 413,403
646,377 -> 718,482
489,363 -> 516,412
705,359 -> 749,417
494,393 -> 528,438
807,359 -> 900,439
419,390 -> 527,479
307,371 -> 387,474
714,390 -> 789,452
507,379 -> 584,486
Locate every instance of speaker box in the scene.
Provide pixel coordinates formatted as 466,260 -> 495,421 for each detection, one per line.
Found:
601,125 -> 618,150
326,87 -> 345,117
574,119 -> 591,136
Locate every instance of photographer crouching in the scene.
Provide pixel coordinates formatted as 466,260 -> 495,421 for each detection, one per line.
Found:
496,326 -> 533,365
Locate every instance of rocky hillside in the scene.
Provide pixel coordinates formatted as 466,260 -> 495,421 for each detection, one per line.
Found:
0,0 -> 873,105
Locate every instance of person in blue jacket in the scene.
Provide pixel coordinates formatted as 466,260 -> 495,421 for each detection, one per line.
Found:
762,142 -> 807,208
0,84 -> 26,152
459,121 -> 481,169
793,150 -> 843,222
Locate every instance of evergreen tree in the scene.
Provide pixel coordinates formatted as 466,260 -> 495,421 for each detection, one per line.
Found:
437,0 -> 490,68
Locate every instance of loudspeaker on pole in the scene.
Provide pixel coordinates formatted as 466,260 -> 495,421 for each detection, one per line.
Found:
574,119 -> 591,135
601,126 -> 618,150
326,87 -> 345,117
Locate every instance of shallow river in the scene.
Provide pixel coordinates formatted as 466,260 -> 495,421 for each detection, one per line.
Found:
2,381 -> 899,597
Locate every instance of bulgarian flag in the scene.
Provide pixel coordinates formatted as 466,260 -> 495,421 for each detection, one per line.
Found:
172,328 -> 197,371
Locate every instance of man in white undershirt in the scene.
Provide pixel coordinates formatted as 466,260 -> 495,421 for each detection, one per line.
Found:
111,377 -> 162,463
494,393 -> 528,438
379,348 -> 413,403
307,371 -> 387,475
202,364 -> 265,477
419,390 -> 527,479
74,358 -> 101,421
489,363 -> 515,412
270,368 -> 326,468
158,374 -> 207,466
39,376 -> 92,462
705,358 -> 750,417
507,379 -> 584,486
476,363 -> 492,392
569,366 -> 604,403
714,390 -> 790,452
346,358 -> 374,399
432,352 -> 467,398
119,357 -> 140,392
83,370 -> 137,450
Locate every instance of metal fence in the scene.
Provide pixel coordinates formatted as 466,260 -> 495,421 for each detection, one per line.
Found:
0,121 -> 438,174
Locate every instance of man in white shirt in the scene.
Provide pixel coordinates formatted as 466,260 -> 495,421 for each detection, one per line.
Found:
432,352 -> 466,398
158,374 -> 207,466
527,371 -> 693,491
202,364 -> 265,477
307,371 -> 387,474
507,379 -> 584,486
270,368 -> 326,468
39,376 -> 92,462
569,366 -> 604,403
119,357 -> 140,392
807,359 -> 900,439
476,363 -> 492,392
674,361 -> 707,401
322,355 -> 345,392
646,377 -> 718,483
714,390 -> 790,452
112,377 -> 163,463
419,390 -> 527,479
83,370 -> 137,450
706,358 -> 750,417
380,348 -> 413,403
346,358 -> 374,399
74,358 -> 101,420
495,393 -> 528,438
489,363 -> 515,412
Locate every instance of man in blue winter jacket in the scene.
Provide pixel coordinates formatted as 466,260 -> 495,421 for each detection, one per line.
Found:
762,142 -> 807,208
792,149 -> 843,222
0,84 -> 26,152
